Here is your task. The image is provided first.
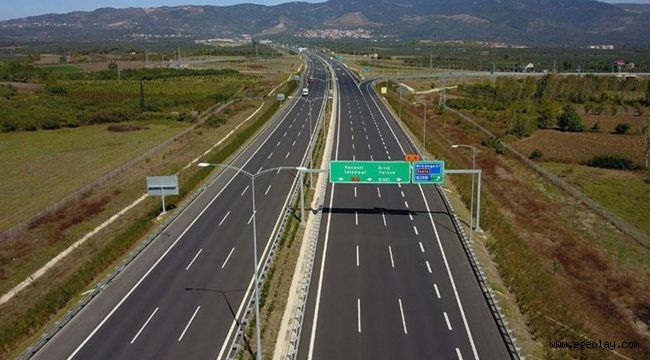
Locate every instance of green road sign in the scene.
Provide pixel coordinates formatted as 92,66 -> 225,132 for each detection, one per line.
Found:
412,160 -> 445,184
330,161 -> 411,184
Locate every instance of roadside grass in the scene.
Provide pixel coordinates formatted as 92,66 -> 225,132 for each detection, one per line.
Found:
512,129 -> 645,165
543,162 -> 650,239
0,73 -> 300,358
384,85 -> 650,359
0,120 -> 189,231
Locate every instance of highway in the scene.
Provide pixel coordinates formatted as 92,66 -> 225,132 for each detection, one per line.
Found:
296,59 -> 511,359
31,54 -> 330,360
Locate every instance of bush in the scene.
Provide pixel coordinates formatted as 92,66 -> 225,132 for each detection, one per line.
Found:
0,84 -> 15,99
1,120 -> 18,132
586,154 -> 638,170
537,106 -> 557,129
614,123 -> 630,135
482,136 -> 505,154
557,105 -> 584,132
529,149 -> 543,160
41,119 -> 61,130
590,121 -> 601,132
44,85 -> 67,96
508,114 -> 535,137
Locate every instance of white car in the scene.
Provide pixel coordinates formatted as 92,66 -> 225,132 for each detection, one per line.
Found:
302,88 -> 309,96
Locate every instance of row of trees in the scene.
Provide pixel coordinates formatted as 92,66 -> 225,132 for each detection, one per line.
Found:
457,75 -> 650,106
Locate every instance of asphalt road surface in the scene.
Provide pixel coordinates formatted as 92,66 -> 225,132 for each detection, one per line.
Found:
296,59 -> 511,360
32,54 -> 330,360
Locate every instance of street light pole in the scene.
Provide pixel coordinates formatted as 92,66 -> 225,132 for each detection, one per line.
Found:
249,175 -> 262,360
304,92 -> 330,187
451,144 -> 478,242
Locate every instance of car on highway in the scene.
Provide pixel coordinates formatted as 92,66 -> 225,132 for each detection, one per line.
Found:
302,87 -> 309,96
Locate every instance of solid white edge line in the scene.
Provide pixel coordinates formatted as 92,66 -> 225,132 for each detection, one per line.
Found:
218,211 -> 230,226
388,245 -> 395,268
221,247 -> 236,269
177,306 -> 200,342
444,311 -> 453,331
434,283 -> 441,299
185,248 -> 203,271
129,307 -> 159,344
398,298 -> 408,335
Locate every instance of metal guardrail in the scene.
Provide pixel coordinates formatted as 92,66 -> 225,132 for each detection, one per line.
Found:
372,81 -> 524,360
224,61 -> 329,360
20,68 -> 307,360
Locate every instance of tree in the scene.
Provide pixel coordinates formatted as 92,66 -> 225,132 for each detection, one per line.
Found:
558,105 -> 584,132
615,123 -> 630,135
634,103 -> 644,117
537,103 -> 557,129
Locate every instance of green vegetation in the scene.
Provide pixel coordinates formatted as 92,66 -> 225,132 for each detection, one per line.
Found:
0,75 -> 299,358
320,39 -> 650,72
529,149 -> 543,160
615,122 -> 630,135
586,154 -> 639,170
0,68 -> 248,132
0,121 -> 188,230
557,105 -> 584,132
545,163 -> 650,237
448,75 -> 648,139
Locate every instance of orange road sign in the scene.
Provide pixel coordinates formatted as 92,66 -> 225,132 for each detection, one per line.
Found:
405,154 -> 421,162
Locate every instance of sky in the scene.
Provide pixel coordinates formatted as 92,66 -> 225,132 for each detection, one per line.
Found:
0,0 -> 649,21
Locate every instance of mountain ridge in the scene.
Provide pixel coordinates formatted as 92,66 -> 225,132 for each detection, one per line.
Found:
0,0 -> 648,45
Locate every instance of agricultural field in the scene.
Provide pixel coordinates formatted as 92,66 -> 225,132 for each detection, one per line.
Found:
0,120 -> 188,231
320,39 -> 650,72
0,68 -> 250,131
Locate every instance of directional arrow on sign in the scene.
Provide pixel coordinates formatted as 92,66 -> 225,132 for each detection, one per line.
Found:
396,178 -> 402,182
367,178 -> 373,181
338,177 -> 344,181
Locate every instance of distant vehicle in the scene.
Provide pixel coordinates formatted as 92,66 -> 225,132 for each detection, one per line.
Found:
302,88 -> 309,96
308,75 -> 314,84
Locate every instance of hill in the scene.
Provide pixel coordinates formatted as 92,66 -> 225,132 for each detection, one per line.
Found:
0,0 -> 648,45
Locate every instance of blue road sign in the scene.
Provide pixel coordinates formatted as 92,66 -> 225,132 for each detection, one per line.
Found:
412,161 -> 445,184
